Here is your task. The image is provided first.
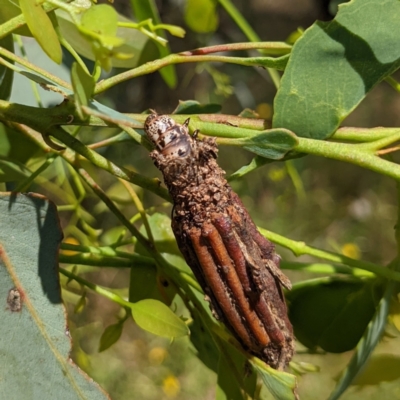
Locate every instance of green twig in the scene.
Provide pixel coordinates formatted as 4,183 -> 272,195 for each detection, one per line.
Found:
60,267 -> 131,307
95,53 -> 288,94
260,228 -> 400,282
217,0 -> 281,88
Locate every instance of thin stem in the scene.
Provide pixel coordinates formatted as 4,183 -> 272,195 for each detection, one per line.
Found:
119,179 -> 155,243
180,42 -> 291,56
60,267 -> 131,308
296,137 -> 400,181
95,53 -> 288,94
48,126 -> 170,201
260,228 -> 400,282
14,155 -> 57,192
217,0 -> 281,88
0,45 -> 72,90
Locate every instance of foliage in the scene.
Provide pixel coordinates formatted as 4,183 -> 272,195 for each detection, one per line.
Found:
1,0 -> 400,399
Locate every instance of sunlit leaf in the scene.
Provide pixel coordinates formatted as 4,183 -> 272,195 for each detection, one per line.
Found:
19,0 -> 62,63
273,0 -> 400,139
130,298 -> 189,338
173,100 -> 221,115
131,0 -> 177,88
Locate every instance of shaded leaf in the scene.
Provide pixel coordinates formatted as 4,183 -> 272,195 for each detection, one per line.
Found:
273,0 -> 400,139
19,0 -> 62,63
173,100 -> 222,115
253,361 -> 298,400
0,192 -> 109,399
0,27 -> 14,101
0,0 -> 32,36
130,298 -> 189,338
238,129 -> 298,160
228,156 -> 271,181
131,0 -> 177,88
98,321 -> 124,352
328,272 -> 398,400
0,156 -> 31,182
287,278 -> 383,353
71,62 -> 95,119
351,354 -> 400,386
185,0 -> 218,33
57,9 -> 149,69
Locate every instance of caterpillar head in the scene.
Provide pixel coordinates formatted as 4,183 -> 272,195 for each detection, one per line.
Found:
144,112 -> 193,158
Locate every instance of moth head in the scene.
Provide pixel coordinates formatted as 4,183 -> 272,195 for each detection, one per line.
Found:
144,112 -> 175,145
144,113 -> 193,158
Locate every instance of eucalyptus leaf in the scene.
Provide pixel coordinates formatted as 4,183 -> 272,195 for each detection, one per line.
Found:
98,321 -> 124,352
173,100 -> 222,115
273,0 -> 400,139
328,272 -> 398,400
287,278 -> 383,353
71,62 -> 94,119
0,0 -> 32,36
238,129 -> 298,159
0,22 -> 14,101
253,362 -> 298,400
130,298 -> 189,338
131,0 -> 177,88
0,192 -> 109,399
185,0 -> 218,33
19,0 -> 62,63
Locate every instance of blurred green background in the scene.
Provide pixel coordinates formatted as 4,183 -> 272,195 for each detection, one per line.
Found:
6,0 -> 400,399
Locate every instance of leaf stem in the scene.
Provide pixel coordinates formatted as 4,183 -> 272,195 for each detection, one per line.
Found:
94,53 -> 288,94
260,228 -> 400,282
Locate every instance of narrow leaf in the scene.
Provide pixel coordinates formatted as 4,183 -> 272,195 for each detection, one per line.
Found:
71,62 -> 95,119
130,298 -> 189,338
131,0 -> 177,88
19,0 -> 62,63
99,322 -> 124,352
238,129 -> 298,159
253,361 -> 298,400
0,20 -> 14,100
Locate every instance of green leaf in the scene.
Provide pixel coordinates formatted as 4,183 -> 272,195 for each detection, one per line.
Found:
0,18 -> 14,100
273,0 -> 400,139
173,100 -> 222,115
0,0 -> 32,36
129,263 -> 159,302
328,273 -> 398,400
253,361 -> 298,400
287,277 -> 383,353
0,192 -> 109,399
71,62 -> 95,119
237,129 -> 299,159
228,156 -> 271,181
216,354 -> 245,400
78,4 -> 124,71
57,9 -> 148,69
0,156 -> 30,182
81,4 -> 118,37
131,0 -> 177,88
130,298 -> 189,338
98,321 -> 124,352
351,354 -> 400,386
18,0 -> 62,64
185,0 -> 218,33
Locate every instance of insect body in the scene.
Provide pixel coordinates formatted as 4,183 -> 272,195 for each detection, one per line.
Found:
144,112 -> 294,369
